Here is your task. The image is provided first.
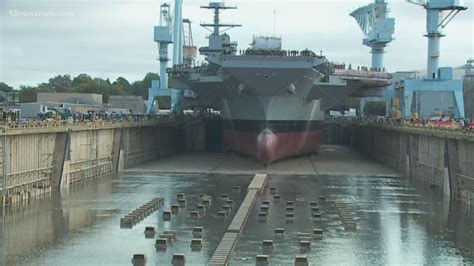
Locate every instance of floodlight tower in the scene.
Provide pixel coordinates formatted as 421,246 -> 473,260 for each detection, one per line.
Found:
407,0 -> 467,79
147,3 -> 173,113
351,0 -> 395,71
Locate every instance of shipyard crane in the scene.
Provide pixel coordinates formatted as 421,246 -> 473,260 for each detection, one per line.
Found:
351,0 -> 395,71
182,19 -> 197,67
395,0 -> 468,119
351,0 -> 395,116
147,0 -> 187,113
147,3 -> 173,113
407,0 -> 467,79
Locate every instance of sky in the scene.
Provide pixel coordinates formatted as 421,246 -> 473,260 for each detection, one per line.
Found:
0,0 -> 473,88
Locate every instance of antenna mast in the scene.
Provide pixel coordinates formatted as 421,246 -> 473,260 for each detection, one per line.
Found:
200,2 -> 242,36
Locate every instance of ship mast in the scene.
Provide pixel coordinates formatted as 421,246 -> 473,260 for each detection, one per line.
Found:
199,2 -> 241,56
200,2 -> 241,36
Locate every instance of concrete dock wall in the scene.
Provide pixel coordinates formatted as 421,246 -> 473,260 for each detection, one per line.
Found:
323,123 -> 351,145
351,125 -> 474,206
1,122 -> 183,205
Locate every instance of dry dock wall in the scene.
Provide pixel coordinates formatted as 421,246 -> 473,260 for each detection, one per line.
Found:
0,122 -> 184,205
349,125 -> 474,206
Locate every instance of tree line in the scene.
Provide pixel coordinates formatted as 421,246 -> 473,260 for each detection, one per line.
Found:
0,73 -> 161,104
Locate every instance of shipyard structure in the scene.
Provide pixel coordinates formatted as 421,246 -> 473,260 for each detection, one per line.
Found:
1,1 -> 474,265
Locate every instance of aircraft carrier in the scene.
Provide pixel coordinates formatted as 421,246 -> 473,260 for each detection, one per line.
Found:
170,2 -> 391,164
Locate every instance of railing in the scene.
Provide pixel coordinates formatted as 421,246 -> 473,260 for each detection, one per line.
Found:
0,120 -> 167,134
333,69 -> 392,81
378,123 -> 474,138
5,166 -> 54,190
0,114 -> 196,133
68,156 -> 114,185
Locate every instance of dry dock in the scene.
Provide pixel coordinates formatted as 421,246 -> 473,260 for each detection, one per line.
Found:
1,145 -> 473,265
0,120 -> 473,265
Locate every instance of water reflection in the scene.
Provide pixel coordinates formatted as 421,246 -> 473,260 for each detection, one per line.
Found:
230,175 -> 473,265
1,173 -> 251,265
1,172 -> 473,265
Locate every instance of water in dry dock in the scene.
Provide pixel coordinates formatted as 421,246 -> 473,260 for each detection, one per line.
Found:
230,175 -> 474,265
1,153 -> 473,265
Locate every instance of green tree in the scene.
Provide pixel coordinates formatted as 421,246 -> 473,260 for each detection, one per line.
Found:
19,86 -> 38,103
49,74 -> 72,92
112,77 -> 132,96
72,74 -> 93,87
93,78 -> 114,103
131,72 -> 160,100
16,72 -> 163,104
73,82 -> 97,94
37,82 -> 54,92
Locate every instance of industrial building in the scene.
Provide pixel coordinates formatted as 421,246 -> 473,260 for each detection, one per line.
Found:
37,92 -> 103,105
108,95 -> 147,114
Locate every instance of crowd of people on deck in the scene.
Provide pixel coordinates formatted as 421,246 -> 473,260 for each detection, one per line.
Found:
237,48 -> 319,57
33,110 -> 160,125
345,115 -> 474,134
69,112 -> 158,123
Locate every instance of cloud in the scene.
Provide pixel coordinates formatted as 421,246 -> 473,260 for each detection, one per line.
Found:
0,0 -> 472,88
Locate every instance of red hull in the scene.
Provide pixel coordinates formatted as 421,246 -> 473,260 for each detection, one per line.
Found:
223,129 -> 324,164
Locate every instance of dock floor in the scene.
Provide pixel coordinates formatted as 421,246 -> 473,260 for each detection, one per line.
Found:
125,145 -> 400,177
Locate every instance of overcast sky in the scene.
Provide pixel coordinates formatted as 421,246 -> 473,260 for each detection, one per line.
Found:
0,0 -> 473,88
